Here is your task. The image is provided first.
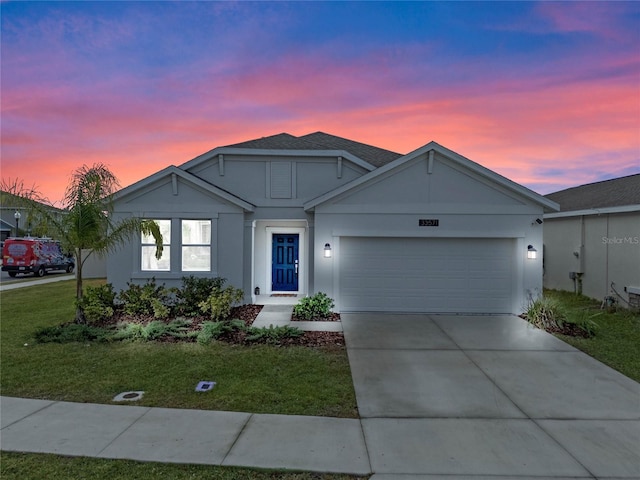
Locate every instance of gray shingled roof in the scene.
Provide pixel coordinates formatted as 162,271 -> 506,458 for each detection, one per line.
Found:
299,132 -> 403,167
545,174 -> 640,211
224,133 -> 329,151
224,132 -> 403,167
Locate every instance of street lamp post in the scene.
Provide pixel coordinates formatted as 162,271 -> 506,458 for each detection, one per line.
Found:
14,210 -> 21,237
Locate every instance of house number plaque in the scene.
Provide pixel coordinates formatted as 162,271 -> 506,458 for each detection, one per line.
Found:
419,219 -> 439,227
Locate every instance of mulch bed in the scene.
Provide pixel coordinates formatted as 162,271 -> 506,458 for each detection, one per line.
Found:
542,323 -> 592,338
519,315 -> 591,338
94,305 -> 346,348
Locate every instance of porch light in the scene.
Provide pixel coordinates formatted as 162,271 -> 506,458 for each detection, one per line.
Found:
527,245 -> 537,260
324,243 -> 332,258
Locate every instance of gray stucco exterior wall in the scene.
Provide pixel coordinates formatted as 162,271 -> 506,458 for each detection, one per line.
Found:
544,210 -> 640,305
105,136 -> 556,314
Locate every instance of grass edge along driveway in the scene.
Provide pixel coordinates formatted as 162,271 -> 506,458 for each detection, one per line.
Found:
545,289 -> 640,383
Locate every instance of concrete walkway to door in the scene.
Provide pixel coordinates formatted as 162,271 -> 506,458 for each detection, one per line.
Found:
342,313 -> 640,479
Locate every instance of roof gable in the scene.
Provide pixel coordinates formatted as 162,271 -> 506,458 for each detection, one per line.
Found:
306,141 -> 559,212
113,166 -> 254,211
545,174 -> 640,211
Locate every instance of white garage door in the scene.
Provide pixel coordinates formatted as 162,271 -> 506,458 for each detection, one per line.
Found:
339,237 -> 515,313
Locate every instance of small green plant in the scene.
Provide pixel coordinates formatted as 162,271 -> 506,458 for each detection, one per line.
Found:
175,276 -> 227,316
199,285 -> 245,321
150,298 -> 170,319
77,283 -> 117,322
246,325 -> 303,345
570,310 -> 600,337
526,295 -> 599,337
525,295 -> 565,330
118,279 -> 173,319
112,318 -> 193,342
111,322 -> 144,341
34,324 -> 109,343
196,319 -> 246,345
293,292 -> 334,320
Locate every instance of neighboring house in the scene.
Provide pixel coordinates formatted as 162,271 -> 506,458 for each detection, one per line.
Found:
0,191 -> 107,278
0,194 -> 27,241
544,174 -> 640,309
0,191 -> 64,240
0,219 -> 12,243
108,132 -> 558,314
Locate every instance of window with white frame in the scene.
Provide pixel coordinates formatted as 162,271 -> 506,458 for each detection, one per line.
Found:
181,219 -> 211,271
141,219 -> 171,271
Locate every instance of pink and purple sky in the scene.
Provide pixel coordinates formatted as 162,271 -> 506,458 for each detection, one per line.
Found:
2,1 -> 639,205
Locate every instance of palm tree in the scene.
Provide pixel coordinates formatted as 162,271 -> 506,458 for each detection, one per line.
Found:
2,164 -> 163,323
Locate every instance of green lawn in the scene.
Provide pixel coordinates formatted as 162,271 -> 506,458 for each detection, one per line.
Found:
545,289 -> 640,382
2,282 -> 637,480
0,280 -> 357,418
0,452 -> 369,480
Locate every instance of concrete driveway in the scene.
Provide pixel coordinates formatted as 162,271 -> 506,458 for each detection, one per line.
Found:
342,313 -> 640,479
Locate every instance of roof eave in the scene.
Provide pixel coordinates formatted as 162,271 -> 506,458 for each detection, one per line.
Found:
544,204 -> 640,219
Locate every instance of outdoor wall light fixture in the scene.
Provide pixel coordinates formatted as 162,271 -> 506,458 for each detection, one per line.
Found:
527,245 -> 537,259
324,243 -> 332,258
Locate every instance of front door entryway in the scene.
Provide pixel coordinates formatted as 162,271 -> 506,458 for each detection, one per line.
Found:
272,234 -> 299,291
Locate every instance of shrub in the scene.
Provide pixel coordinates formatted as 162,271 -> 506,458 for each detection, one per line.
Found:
77,283 -> 117,322
34,324 -> 109,343
175,276 -> 227,316
246,325 -> 303,345
118,279 -> 172,319
196,319 -> 246,345
199,285 -> 245,321
112,318 -> 193,342
293,292 -> 334,320
111,322 -> 145,341
525,296 -> 565,331
150,298 -> 170,319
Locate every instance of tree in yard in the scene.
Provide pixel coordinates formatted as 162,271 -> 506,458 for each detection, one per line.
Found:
1,164 -> 163,323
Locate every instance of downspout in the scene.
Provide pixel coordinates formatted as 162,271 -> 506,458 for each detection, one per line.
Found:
605,213 -> 610,299
250,220 -> 256,304
577,215 -> 585,295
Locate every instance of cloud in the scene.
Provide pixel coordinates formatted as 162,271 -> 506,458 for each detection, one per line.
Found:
535,1 -> 638,41
1,1 -> 638,201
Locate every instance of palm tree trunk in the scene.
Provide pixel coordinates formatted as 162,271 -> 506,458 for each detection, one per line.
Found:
74,248 -> 86,324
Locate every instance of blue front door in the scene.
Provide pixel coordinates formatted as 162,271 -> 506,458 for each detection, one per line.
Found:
272,234 -> 299,291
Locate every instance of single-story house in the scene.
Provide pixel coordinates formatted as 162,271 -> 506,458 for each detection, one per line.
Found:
108,132 -> 558,314
0,219 -> 13,242
544,174 -> 640,309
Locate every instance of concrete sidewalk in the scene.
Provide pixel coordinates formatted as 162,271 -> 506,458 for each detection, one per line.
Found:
0,273 -> 74,292
1,314 -> 639,478
0,396 -> 370,473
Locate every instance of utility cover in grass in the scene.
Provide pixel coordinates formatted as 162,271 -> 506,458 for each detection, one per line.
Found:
195,381 -> 216,392
113,391 -> 144,402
